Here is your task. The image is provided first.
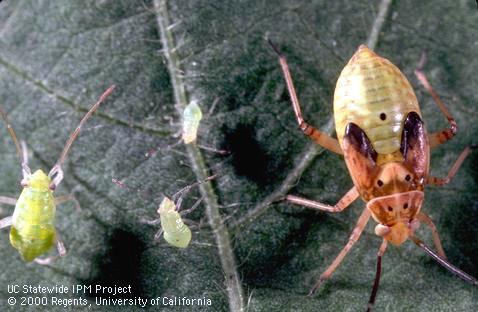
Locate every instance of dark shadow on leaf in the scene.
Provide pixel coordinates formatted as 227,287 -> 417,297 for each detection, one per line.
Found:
81,227 -> 149,299
222,122 -> 273,186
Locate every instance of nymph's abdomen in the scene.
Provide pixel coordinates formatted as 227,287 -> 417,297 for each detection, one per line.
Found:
10,187 -> 56,262
334,45 -> 421,155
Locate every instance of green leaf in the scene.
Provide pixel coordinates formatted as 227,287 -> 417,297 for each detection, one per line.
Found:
0,1 -> 476,311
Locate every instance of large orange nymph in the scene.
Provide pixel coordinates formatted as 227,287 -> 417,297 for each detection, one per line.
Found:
269,41 -> 477,309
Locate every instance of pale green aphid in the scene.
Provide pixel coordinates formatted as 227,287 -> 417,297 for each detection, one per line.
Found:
182,100 -> 202,144
158,197 -> 192,248
0,86 -> 114,263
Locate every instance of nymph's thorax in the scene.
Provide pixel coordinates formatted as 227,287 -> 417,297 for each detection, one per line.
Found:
361,160 -> 426,201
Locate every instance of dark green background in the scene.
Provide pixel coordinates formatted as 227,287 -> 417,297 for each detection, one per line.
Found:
0,1 -> 476,311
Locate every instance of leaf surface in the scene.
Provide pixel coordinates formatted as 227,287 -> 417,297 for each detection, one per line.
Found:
0,1 -> 476,311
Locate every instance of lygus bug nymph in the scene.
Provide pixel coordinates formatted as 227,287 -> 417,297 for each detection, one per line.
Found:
0,85 -> 114,264
269,42 -> 478,309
